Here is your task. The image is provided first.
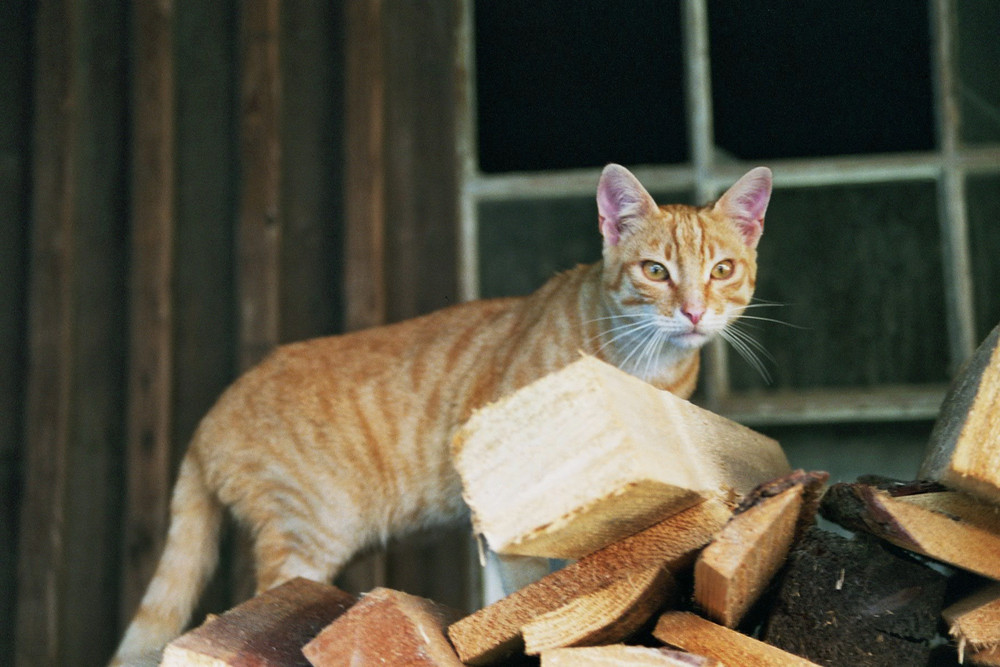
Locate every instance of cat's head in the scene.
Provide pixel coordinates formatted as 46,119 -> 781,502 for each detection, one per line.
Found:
596,164 -> 772,352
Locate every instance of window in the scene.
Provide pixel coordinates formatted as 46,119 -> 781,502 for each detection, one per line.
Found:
459,0 -> 1000,482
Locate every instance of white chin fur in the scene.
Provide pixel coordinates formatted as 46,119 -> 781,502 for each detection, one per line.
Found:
670,331 -> 712,349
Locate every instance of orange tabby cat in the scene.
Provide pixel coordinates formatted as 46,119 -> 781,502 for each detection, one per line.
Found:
110,164 -> 772,665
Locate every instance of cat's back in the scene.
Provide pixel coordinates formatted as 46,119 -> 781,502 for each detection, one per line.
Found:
191,295 -> 524,472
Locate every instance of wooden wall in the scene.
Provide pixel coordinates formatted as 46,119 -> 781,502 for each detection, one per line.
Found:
6,1 -> 465,665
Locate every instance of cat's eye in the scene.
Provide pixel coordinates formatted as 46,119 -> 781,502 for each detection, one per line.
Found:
711,260 -> 734,280
641,261 -> 670,282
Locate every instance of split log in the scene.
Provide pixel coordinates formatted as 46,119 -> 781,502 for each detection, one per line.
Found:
943,582 -> 1000,666
694,470 -> 827,627
653,611 -> 821,667
454,355 -> 790,559
541,645 -> 723,666
448,497 -> 731,665
920,322 -> 1000,504
302,587 -> 463,666
820,481 -> 1000,580
762,527 -> 947,667
161,578 -> 355,667
521,564 -> 675,655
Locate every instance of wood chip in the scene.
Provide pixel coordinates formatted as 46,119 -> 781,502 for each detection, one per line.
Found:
448,497 -> 731,665
541,645 -> 723,666
943,582 -> 1000,665
522,564 -> 675,654
653,611 -> 821,667
303,587 -> 463,666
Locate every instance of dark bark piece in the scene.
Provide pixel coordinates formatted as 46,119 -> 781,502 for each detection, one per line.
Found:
762,527 -> 947,667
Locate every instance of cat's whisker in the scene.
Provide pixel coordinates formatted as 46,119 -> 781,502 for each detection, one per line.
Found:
591,317 -> 660,353
745,297 -> 786,306
617,321 -> 670,373
719,325 -> 773,384
727,322 -> 776,362
736,314 -> 806,329
639,329 -> 667,381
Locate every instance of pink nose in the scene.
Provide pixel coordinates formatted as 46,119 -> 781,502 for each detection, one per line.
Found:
682,308 -> 705,325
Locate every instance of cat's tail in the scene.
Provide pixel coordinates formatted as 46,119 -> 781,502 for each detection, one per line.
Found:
108,450 -> 223,667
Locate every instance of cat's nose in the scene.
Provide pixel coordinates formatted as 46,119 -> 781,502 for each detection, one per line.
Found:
682,307 -> 705,325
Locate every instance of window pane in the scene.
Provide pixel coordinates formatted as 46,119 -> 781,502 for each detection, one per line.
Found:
475,0 -> 687,173
731,180 -> 949,390
708,0 -> 935,159
957,1 -> 1000,144
968,174 -> 1000,339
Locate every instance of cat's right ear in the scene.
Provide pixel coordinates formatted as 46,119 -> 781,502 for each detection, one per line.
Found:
597,164 -> 658,246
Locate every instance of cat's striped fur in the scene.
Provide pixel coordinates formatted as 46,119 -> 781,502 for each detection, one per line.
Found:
110,164 -> 772,665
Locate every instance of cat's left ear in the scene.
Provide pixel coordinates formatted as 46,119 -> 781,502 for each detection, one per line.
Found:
597,164 -> 658,246
714,167 -> 772,248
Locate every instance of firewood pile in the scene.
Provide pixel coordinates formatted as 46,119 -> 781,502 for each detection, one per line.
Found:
159,326 -> 1000,667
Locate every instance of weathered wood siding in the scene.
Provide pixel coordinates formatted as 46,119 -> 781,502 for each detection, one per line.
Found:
7,1 -> 466,665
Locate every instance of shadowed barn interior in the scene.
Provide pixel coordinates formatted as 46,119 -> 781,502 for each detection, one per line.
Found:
2,1 -> 999,665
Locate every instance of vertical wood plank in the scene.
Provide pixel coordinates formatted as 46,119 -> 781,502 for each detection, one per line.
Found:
338,0 -> 389,593
173,0 -> 238,455
231,0 -> 284,605
383,0 -> 460,320
0,1 -> 32,664
172,0 -> 240,619
343,0 -> 386,332
14,3 -> 74,661
280,0 -> 342,340
379,0 -> 469,612
121,0 -> 176,626
238,0 -> 283,371
17,0 -> 129,664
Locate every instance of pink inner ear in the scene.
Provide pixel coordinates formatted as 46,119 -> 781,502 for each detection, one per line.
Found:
597,164 -> 655,247
718,167 -> 772,248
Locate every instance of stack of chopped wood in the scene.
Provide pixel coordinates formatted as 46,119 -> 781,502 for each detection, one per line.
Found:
160,326 -> 1000,666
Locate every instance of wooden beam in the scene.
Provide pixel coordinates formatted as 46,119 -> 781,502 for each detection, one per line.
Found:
121,0 -> 177,627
